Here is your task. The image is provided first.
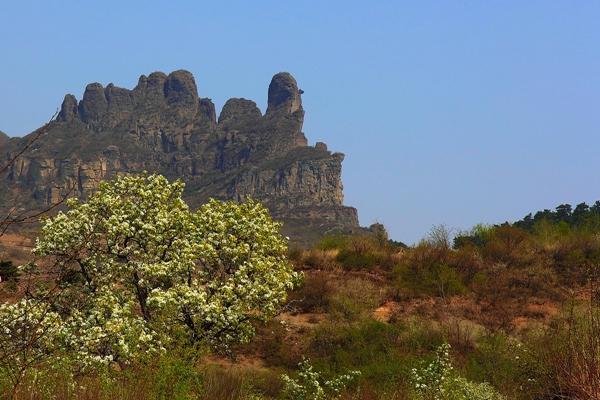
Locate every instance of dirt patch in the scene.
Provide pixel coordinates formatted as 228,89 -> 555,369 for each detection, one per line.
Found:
0,232 -> 35,264
373,301 -> 400,322
279,312 -> 325,327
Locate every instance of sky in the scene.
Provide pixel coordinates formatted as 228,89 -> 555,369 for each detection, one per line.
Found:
1,1 -> 600,243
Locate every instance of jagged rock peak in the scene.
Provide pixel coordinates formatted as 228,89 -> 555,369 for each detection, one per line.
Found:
135,71 -> 168,94
78,83 -> 108,122
57,70 -> 308,126
0,130 -> 8,146
57,70 -> 202,126
267,72 -> 303,115
58,94 -> 78,122
199,98 -> 217,126
218,98 -> 262,125
315,142 -> 328,152
165,70 -> 199,106
133,70 -> 199,102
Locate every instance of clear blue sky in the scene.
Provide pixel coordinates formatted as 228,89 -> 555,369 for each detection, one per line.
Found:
1,1 -> 600,243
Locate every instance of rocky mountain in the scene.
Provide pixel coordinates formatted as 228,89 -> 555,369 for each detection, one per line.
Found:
0,131 -> 8,146
0,70 -> 360,244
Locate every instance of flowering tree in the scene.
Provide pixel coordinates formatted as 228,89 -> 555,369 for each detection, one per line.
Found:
281,359 -> 360,400
411,343 -> 505,400
0,174 -> 300,374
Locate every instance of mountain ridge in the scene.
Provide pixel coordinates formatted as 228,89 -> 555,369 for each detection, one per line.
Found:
0,70 -> 360,244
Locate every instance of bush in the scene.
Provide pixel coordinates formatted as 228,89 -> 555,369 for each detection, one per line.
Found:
335,236 -> 397,271
310,320 -> 409,391
411,343 -> 506,400
287,272 -> 333,313
288,247 -> 304,265
335,237 -> 379,270
336,249 -> 378,270
397,317 -> 446,355
482,225 -> 533,268
465,334 -> 546,399
250,319 -> 305,368
328,277 -> 384,322
303,250 -> 339,270
392,242 -> 466,299
0,260 -> 19,282
317,236 -> 349,251
281,359 -> 360,400
531,290 -> 600,400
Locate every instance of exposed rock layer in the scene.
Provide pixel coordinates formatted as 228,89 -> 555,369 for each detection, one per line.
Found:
0,71 -> 360,244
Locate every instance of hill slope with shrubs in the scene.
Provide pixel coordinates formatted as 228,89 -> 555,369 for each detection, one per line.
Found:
1,198 -> 600,399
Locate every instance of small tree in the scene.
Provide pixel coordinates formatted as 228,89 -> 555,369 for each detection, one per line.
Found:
0,174 -> 301,375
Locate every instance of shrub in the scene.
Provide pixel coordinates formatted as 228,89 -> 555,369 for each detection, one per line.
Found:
317,236 -> 349,251
531,288 -> 600,399
465,334 -> 546,399
310,320 -> 408,390
281,358 -> 360,400
335,236 -> 397,271
453,224 -> 493,249
200,366 -> 248,400
287,272 -> 333,313
482,225 -> 532,267
250,319 -> 305,368
327,277 -> 384,322
288,247 -> 304,265
303,250 -> 339,270
0,260 -> 19,282
392,242 -> 466,299
335,237 -> 378,270
411,343 -> 505,400
397,318 -> 446,355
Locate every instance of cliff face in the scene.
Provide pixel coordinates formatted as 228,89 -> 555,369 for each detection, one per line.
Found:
0,70 -> 359,243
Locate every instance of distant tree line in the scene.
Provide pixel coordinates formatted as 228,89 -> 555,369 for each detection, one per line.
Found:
454,201 -> 600,249
513,201 -> 600,231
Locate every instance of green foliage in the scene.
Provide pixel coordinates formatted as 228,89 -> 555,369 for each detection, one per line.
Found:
310,320 -> 410,390
411,343 -> 505,400
0,260 -> 19,282
514,201 -> 600,232
336,249 -> 378,270
327,277 -> 383,322
116,354 -> 204,400
528,294 -> 600,399
281,359 -> 360,400
302,249 -> 338,270
465,334 -> 545,399
393,244 -> 466,298
315,232 -> 400,271
316,236 -> 348,251
287,272 -> 333,313
453,224 -> 493,249
335,236 -> 396,270
0,351 -> 281,399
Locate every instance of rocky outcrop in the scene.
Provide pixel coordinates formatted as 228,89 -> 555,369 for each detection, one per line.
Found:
266,72 -> 303,115
0,131 -> 8,147
0,70 -> 360,244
